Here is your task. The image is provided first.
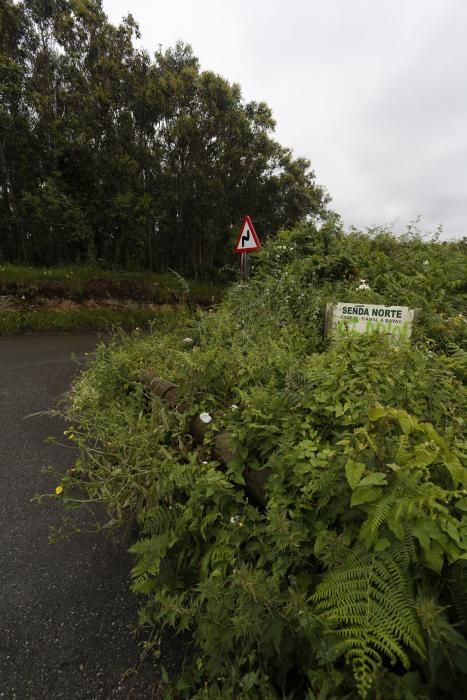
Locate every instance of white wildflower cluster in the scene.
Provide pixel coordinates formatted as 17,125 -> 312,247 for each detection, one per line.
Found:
356,279 -> 371,290
70,379 -> 99,412
423,260 -> 429,266
199,412 -> 212,424
274,244 -> 296,259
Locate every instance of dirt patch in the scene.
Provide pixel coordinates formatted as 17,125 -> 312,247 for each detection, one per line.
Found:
0,279 -> 184,304
0,295 -> 176,314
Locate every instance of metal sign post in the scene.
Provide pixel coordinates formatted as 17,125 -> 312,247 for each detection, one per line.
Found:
240,252 -> 251,277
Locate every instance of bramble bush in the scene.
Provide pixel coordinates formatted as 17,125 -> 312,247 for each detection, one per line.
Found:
57,223 -> 467,698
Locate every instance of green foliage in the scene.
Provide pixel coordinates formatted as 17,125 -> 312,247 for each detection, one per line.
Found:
312,545 -> 425,697
58,226 -> 467,698
0,1 -> 328,274
0,306 -> 185,333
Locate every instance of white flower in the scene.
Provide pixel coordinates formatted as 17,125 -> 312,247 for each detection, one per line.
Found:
202,460 -> 208,465
423,260 -> 429,266
230,515 -> 239,524
231,404 -> 239,411
357,279 -> 371,290
199,412 -> 212,424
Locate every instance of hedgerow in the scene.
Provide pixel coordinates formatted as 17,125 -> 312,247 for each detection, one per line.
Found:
57,223 -> 467,698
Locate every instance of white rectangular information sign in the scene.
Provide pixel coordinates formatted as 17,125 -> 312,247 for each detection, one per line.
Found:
329,303 -> 415,340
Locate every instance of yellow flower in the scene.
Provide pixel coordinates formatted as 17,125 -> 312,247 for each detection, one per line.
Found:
55,485 -> 63,495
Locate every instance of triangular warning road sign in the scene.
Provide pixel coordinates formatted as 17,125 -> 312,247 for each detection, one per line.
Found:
234,215 -> 261,253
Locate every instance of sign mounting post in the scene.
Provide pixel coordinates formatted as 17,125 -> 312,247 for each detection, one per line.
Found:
234,215 -> 261,277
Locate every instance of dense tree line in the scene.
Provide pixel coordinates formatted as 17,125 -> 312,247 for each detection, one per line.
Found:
0,0 -> 329,275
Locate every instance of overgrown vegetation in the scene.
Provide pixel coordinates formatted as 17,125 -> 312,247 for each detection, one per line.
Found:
55,224 -> 466,698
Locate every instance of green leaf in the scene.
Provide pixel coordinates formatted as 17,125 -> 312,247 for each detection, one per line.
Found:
393,409 -> 416,435
334,402 -> 344,417
441,519 -> 461,546
368,405 -> 387,421
345,460 -> 365,489
414,443 -> 438,468
424,540 -> 444,573
351,486 -> 382,506
358,472 -> 388,488
314,530 -> 328,556
420,423 -> 467,486
443,454 -> 467,488
387,517 -> 405,541
412,519 -> 436,553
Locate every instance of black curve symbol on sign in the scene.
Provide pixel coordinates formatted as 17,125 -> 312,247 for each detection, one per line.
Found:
241,228 -> 251,247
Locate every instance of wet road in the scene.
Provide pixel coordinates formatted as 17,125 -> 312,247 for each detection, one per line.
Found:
0,334 -> 175,699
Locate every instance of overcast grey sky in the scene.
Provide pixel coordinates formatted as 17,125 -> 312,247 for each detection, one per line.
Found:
103,0 -> 466,239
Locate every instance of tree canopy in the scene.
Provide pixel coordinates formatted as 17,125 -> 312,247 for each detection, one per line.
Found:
0,0 -> 330,275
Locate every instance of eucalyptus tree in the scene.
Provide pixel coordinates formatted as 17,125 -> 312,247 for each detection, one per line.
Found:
0,2 -> 330,273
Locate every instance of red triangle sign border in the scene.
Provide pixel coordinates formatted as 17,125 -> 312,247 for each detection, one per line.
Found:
234,215 -> 261,254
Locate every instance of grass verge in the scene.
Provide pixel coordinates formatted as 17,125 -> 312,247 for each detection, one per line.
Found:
0,306 -> 187,334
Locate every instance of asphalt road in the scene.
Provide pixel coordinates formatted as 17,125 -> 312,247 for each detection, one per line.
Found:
0,334 -> 182,699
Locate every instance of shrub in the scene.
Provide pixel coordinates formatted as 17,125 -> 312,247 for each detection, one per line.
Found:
58,225 -> 467,698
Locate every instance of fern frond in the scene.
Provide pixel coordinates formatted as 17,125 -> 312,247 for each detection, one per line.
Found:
305,462 -> 347,513
312,547 -> 426,698
140,504 -> 178,535
360,471 -> 450,547
130,530 -> 177,578
359,495 -> 393,544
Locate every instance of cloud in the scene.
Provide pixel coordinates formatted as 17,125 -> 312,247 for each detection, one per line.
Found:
103,0 -> 467,238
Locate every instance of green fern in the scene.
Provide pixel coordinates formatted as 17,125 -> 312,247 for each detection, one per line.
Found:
130,530 -> 177,579
359,471 -> 450,546
139,504 -> 179,535
312,545 -> 426,698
